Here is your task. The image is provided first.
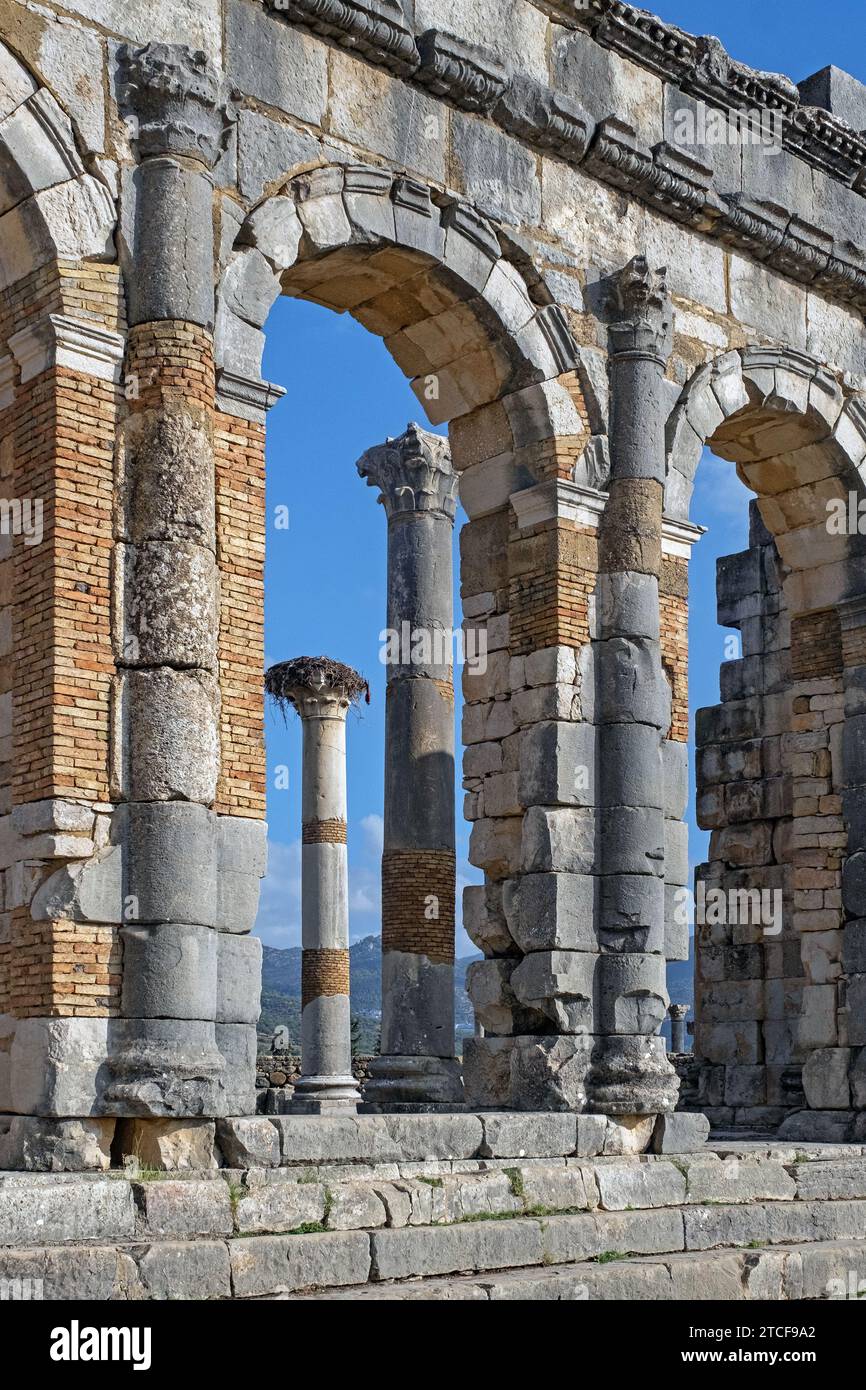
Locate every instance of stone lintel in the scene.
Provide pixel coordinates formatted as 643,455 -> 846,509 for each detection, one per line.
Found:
8,314 -> 126,385
216,367 -> 286,422
510,478 -> 705,556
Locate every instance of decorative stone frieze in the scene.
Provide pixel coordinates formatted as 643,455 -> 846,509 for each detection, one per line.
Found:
495,75 -> 593,163
415,29 -> 508,112
266,0 -> 419,76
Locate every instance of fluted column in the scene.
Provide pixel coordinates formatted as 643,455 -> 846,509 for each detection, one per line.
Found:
589,257 -> 679,1117
105,45 -> 235,1117
267,659 -> 364,1113
357,424 -> 463,1107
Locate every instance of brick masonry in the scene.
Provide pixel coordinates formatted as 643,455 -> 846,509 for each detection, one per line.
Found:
302,947 -> 350,1006
302,819 -> 348,845
381,849 -> 456,963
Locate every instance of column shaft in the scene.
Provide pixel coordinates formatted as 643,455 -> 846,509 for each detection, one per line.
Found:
358,424 -> 463,1107
104,44 -> 233,1118
590,258 -> 679,1117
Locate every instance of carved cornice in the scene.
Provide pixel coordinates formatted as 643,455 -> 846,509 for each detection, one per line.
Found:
536,1 -> 866,189
416,29 -> 508,112
267,0 -> 419,76
356,422 -> 458,520
119,43 -> 234,167
495,75 -> 593,163
250,3 -> 866,321
608,256 -> 672,362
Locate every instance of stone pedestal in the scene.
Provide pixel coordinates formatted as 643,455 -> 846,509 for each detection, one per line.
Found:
266,659 -> 364,1114
357,424 -> 463,1108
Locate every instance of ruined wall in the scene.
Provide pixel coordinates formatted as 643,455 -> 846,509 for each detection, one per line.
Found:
2,0 -> 866,1131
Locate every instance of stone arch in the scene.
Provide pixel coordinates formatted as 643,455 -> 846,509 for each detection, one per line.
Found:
0,39 -> 115,292
665,346 -> 866,597
215,161 -> 580,444
667,345 -> 866,1131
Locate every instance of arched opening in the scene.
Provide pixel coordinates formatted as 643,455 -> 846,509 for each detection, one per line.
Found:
218,163 -> 582,1101
667,348 -> 866,1129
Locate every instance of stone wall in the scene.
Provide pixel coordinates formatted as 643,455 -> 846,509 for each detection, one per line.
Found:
3,0 -> 866,1134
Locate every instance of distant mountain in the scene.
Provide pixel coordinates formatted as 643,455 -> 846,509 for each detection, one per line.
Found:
260,936 -> 695,1052
260,935 -> 479,1050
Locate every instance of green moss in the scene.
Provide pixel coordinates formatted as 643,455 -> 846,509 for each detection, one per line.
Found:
504,1168 -> 526,1199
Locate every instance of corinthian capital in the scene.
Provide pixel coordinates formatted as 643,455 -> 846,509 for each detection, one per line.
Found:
608,255 -> 672,362
119,43 -> 234,168
357,422 -> 458,521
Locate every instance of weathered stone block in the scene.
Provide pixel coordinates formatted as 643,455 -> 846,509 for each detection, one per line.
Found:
136,1178 -> 233,1238
121,922 -> 218,1021
511,950 -> 596,1034
521,806 -> 595,874
518,720 -> 595,807
235,1177 -> 326,1235
802,1047 -> 851,1109
0,1175 -> 135,1246
217,933 -> 262,1025
114,1118 -> 217,1171
509,872 -> 596,953
216,1117 -> 280,1168
651,1112 -> 709,1154
0,1116 -> 114,1172
595,1160 -> 686,1211
126,668 -> 220,804
479,1112 -> 578,1159
231,1230 -> 371,1297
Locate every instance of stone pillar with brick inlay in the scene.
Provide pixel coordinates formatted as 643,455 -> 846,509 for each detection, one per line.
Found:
357,423 -> 463,1107
102,44 -> 263,1120
588,256 -> 679,1118
266,658 -> 366,1113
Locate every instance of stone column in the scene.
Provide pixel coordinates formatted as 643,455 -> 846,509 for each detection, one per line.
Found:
357,424 -> 463,1107
668,1004 -> 689,1055
104,45 -> 236,1118
267,659 -> 365,1113
589,257 -> 679,1117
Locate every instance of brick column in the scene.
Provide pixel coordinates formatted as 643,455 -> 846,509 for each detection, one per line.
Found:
589,256 -> 679,1117
266,660 -> 364,1114
104,45 -> 243,1118
357,424 -> 463,1107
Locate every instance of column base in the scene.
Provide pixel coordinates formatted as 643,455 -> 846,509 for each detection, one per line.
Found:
587,1036 -> 680,1117
101,1020 -> 226,1119
289,1075 -> 361,1115
363,1054 -> 464,1108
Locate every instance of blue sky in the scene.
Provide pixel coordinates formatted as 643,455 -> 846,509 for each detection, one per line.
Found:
254,0 -> 865,953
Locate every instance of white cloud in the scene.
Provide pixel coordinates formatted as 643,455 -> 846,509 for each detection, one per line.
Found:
360,812 -> 384,856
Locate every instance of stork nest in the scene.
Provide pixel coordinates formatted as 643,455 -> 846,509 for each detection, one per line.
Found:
265,656 -> 370,715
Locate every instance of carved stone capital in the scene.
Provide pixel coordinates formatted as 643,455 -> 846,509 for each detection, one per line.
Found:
608,255 -> 673,363
357,422 -> 458,521
119,43 -> 234,168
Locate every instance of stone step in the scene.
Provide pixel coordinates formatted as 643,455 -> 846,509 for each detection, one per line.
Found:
3,1147 -> 866,1299
285,1240 -> 866,1301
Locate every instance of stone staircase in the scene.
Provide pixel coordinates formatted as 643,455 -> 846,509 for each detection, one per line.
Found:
2,1113 -> 866,1300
